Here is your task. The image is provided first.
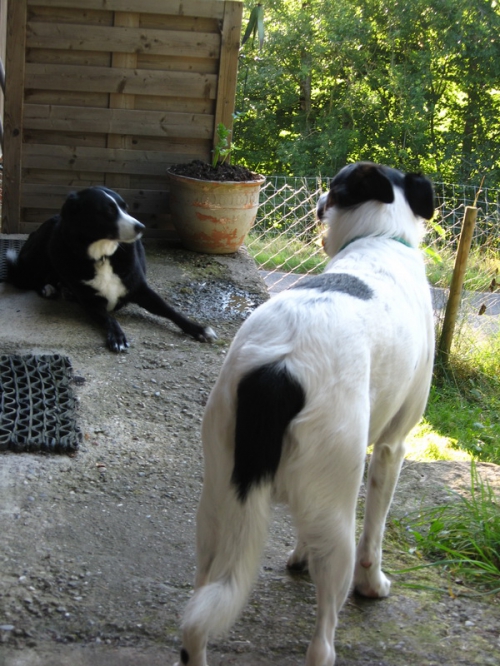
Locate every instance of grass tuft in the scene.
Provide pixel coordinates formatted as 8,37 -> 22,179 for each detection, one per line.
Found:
247,233 -> 328,275
399,462 -> 500,594
430,326 -> 500,464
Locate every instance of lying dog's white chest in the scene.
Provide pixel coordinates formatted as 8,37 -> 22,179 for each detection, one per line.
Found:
83,259 -> 127,311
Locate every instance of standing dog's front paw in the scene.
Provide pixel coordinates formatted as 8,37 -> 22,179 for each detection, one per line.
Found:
286,540 -> 309,574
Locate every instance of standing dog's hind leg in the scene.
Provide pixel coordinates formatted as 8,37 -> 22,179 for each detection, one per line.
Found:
354,437 -> 405,598
306,527 -> 355,666
287,425 -> 366,666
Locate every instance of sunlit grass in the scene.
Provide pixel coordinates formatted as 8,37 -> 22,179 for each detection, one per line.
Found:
248,231 -> 500,296
394,462 -> 500,594
247,232 -> 328,274
425,244 -> 500,291
405,419 -> 470,462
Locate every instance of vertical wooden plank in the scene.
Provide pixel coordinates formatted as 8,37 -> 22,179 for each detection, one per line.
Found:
106,10 -> 139,190
0,0 -> 7,142
2,0 -> 28,233
213,0 -> 243,158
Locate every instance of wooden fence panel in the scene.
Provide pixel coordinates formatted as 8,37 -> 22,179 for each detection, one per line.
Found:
2,0 -> 243,235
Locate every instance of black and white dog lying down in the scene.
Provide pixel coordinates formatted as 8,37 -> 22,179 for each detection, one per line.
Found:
6,186 -> 215,351
175,163 -> 435,666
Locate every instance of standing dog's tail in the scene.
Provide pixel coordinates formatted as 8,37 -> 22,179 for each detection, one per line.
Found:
182,487 -> 273,640
180,362 -> 305,661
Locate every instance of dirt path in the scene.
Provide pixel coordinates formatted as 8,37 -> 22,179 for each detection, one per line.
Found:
0,242 -> 499,666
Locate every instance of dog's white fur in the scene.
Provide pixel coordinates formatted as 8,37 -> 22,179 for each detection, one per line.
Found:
175,165 -> 435,666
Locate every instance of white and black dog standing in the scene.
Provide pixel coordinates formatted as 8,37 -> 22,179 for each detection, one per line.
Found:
175,163 -> 435,666
6,186 -> 215,351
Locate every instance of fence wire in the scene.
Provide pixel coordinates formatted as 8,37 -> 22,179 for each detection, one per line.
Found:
247,176 -> 500,358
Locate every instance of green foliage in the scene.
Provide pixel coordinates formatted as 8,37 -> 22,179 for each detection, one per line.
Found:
424,245 -> 500,291
242,4 -> 265,50
429,320 -> 500,464
402,462 -> 500,592
212,123 -> 233,168
237,0 -> 500,185
424,378 -> 500,464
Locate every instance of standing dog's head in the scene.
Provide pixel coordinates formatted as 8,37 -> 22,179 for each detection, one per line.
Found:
318,162 -> 435,257
60,186 -> 145,245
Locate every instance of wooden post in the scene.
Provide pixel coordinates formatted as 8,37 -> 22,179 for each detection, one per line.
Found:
213,1 -> 243,159
2,0 -> 27,233
436,205 -> 478,366
106,11 -> 140,191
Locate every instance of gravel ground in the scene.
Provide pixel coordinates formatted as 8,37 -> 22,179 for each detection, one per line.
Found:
0,242 -> 499,666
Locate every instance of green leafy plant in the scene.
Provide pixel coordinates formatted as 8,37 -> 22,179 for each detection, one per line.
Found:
212,123 -> 233,168
398,462 -> 500,593
241,4 -> 264,50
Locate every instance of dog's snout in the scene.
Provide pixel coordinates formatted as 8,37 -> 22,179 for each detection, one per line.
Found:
117,211 -> 145,242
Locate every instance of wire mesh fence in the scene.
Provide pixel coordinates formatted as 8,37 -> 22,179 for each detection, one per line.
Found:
247,175 -> 500,358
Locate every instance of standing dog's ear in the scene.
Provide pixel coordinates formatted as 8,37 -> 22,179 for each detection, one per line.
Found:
329,162 -> 394,209
404,173 -> 435,220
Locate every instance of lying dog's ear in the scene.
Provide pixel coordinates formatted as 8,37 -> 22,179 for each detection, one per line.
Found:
404,173 -> 435,220
60,192 -> 80,220
329,163 -> 394,209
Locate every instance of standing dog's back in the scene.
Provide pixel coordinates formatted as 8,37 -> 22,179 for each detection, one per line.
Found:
175,162 -> 435,666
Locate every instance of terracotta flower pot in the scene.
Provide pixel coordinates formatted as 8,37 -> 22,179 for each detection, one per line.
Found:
167,171 -> 265,254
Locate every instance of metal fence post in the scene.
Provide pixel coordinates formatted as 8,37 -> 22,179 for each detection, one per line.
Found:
436,205 -> 478,366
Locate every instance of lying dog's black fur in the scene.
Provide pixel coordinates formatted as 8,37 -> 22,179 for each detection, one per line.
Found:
6,186 -> 215,351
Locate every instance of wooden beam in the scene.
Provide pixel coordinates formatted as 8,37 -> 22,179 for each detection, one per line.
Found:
2,0 -> 28,233
26,22 -> 221,59
26,0 -> 228,20
25,63 -> 218,99
23,104 -> 214,139
213,1 -> 243,153
21,183 -> 169,216
22,144 -> 200,174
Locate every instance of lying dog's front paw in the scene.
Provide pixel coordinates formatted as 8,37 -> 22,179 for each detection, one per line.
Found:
41,284 -> 59,299
107,332 -> 129,353
106,320 -> 129,352
197,326 -> 217,343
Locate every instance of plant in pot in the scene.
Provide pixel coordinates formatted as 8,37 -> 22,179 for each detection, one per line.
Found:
167,123 -> 265,254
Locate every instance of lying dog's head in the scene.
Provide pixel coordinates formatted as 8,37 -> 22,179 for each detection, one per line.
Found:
60,187 -> 145,245
318,162 -> 435,257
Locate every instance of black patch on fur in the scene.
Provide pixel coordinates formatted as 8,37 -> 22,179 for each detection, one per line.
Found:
325,162 -> 435,220
328,162 -> 395,209
180,647 -> 189,664
232,363 -> 305,502
291,273 -> 374,300
404,172 -> 435,220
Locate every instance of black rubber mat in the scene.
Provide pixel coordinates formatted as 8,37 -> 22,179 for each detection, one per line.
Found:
0,237 -> 25,282
0,354 -> 82,453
